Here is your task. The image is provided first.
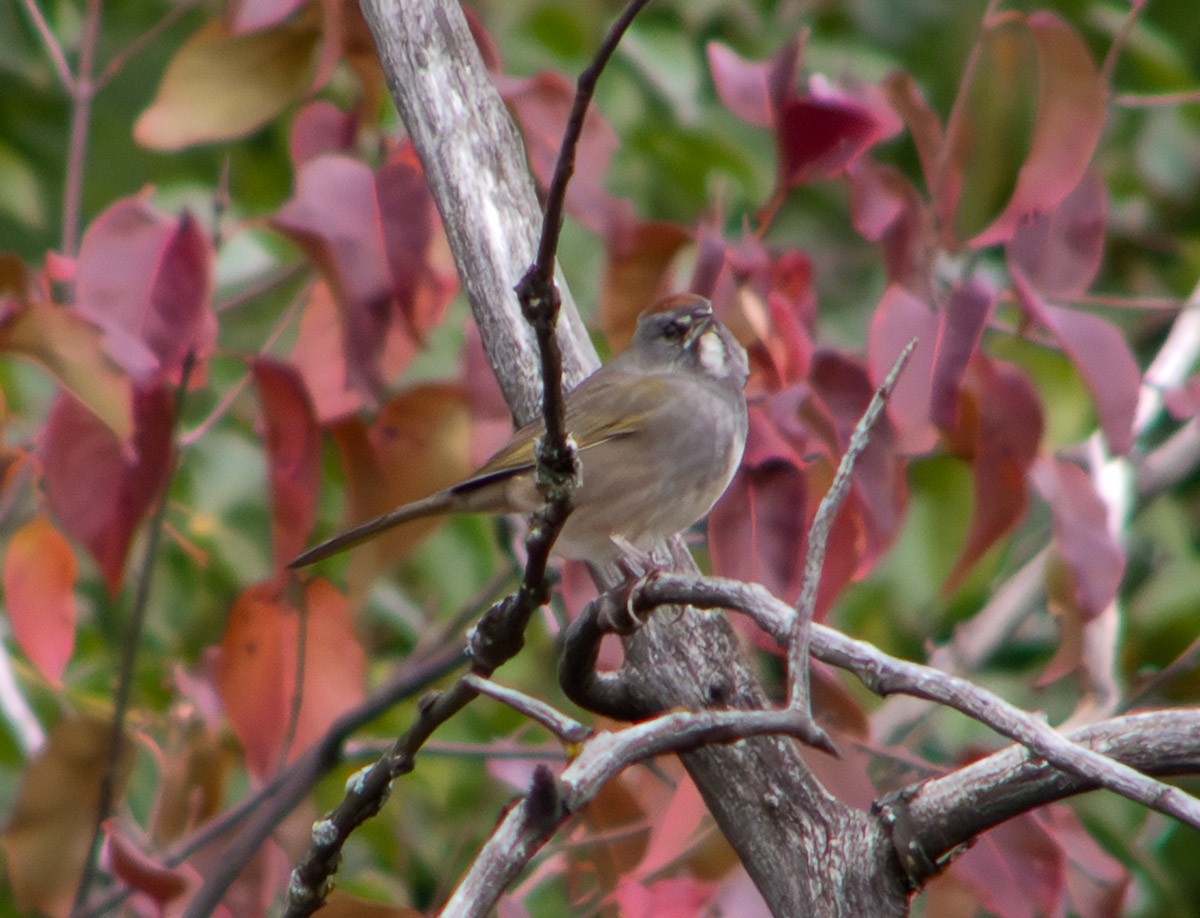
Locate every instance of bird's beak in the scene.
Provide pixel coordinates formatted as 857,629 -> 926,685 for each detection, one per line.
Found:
684,309 -> 716,348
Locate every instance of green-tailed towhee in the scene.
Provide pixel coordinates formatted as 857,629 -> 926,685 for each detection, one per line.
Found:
289,293 -> 749,568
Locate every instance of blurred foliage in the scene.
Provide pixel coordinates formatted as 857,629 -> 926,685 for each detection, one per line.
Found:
1,0 -> 1200,916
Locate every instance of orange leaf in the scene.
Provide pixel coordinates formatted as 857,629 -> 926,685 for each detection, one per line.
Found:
3,515 -> 77,686
216,580 -> 364,779
328,384 -> 473,590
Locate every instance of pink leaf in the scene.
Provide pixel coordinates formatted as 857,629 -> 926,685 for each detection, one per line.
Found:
42,385 -> 175,594
271,154 -> 405,397
847,160 -> 932,292
375,146 -> 458,340
1032,457 -> 1126,619
882,71 -> 945,200
706,37 -> 803,128
1164,373 -> 1200,420
252,358 -> 321,571
227,0 -> 307,34
867,285 -> 939,454
930,278 -> 996,430
614,876 -> 717,918
499,70 -> 630,236
935,808 -> 1067,918
1012,269 -> 1138,455
76,196 -> 216,381
968,12 -> 1108,248
3,515 -> 77,686
1007,171 -> 1107,299
289,100 -> 356,167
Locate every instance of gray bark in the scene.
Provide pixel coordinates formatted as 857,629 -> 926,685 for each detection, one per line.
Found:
358,0 -> 907,913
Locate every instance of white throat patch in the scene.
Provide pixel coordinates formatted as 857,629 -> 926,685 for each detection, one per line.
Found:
697,328 -> 726,376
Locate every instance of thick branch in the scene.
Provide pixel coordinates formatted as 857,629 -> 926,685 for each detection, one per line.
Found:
361,2 -> 885,914
899,708 -> 1200,880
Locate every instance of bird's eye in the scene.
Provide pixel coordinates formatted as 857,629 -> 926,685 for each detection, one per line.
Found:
662,318 -> 689,341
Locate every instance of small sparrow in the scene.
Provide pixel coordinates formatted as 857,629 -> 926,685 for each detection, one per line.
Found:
290,293 -> 748,568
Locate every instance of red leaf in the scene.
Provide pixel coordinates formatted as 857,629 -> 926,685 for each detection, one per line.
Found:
968,13 -> 1107,248
945,356 -> 1043,590
867,285 -> 939,454
3,515 -> 77,686
288,280 -> 366,423
1032,458 -> 1125,619
882,71 -> 945,200
778,89 -> 891,187
289,100 -> 357,167
930,278 -> 996,430
934,808 -> 1067,918
103,824 -> 194,909
847,160 -> 932,293
810,350 -> 907,576
376,146 -> 458,339
709,437 -> 809,602
1007,171 -> 1107,299
330,385 -> 474,593
706,37 -> 803,128
216,579 -> 364,779
253,358 -> 321,571
76,196 -> 216,381
271,154 -> 403,397
1012,269 -> 1138,455
42,385 -> 175,594
499,70 -> 631,236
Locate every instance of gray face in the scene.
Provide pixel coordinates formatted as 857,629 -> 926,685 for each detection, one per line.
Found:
629,299 -> 749,388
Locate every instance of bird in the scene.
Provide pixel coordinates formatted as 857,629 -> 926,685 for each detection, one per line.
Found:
288,293 -> 749,569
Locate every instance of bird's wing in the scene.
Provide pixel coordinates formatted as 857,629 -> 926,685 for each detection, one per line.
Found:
452,372 -> 675,495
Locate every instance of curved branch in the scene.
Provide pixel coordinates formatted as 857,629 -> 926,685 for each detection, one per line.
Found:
629,574 -> 1200,832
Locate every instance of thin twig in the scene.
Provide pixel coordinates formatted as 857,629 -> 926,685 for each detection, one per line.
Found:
94,0 -> 197,91
1100,0 -> 1144,83
73,354 -> 197,914
1113,90 -> 1200,108
440,705 -> 829,918
463,674 -> 590,743
787,340 -> 914,714
61,0 -> 103,256
17,0 -> 74,90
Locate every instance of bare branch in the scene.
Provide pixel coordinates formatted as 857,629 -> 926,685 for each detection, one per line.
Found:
631,574 -> 1200,832
788,340 -> 915,715
463,674 -> 590,744
441,705 -> 843,918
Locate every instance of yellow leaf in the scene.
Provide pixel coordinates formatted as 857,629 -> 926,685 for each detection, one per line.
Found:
0,254 -> 133,443
135,14 -> 321,151
2,717 -> 133,918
